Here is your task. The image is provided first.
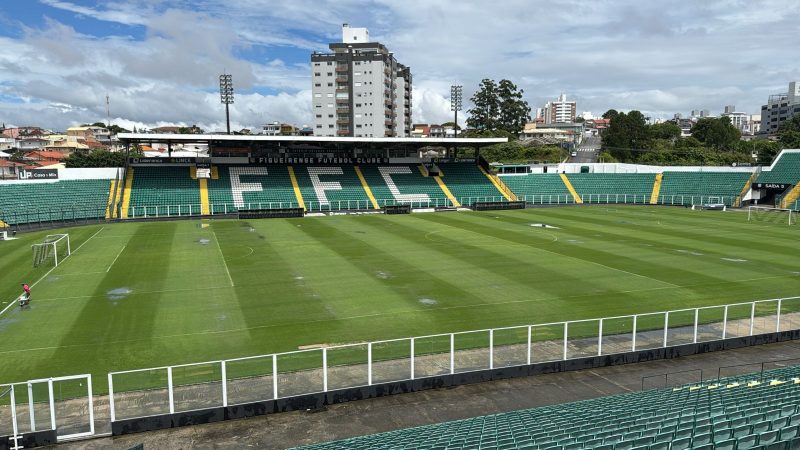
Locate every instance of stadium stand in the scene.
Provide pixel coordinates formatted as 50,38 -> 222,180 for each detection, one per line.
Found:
358,164 -> 450,207
500,174 -> 575,204
757,151 -> 800,185
658,172 -> 752,206
297,365 -> 800,450
567,173 -> 656,203
127,167 -> 201,217
0,179 -> 110,224
437,163 -> 507,204
207,165 -> 300,213
293,165 -> 372,211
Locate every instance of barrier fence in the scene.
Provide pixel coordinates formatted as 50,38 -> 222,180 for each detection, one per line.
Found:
106,296 -> 800,423
2,193 -> 751,228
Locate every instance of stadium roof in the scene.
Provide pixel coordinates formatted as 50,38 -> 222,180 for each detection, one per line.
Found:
117,133 -> 508,147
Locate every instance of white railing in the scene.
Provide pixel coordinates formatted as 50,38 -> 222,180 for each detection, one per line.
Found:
106,296 -> 800,422
117,193 -> 748,220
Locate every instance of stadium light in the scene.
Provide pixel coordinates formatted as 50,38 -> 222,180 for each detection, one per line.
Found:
450,85 -> 462,138
219,74 -> 234,135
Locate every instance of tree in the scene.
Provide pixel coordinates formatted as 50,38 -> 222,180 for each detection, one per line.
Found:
689,117 -> 740,150
602,110 -> 651,161
466,78 -> 530,135
778,113 -> 800,149
65,149 -> 128,167
650,122 -> 681,140
602,109 -> 619,120
441,121 -> 461,130
496,79 -> 530,134
466,79 -> 499,131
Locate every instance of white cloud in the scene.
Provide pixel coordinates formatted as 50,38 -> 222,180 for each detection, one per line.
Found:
1,0 -> 799,131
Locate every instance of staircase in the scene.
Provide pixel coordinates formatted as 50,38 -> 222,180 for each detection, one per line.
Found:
649,173 -> 663,205
736,168 -> 760,207
560,173 -> 583,204
780,182 -> 800,209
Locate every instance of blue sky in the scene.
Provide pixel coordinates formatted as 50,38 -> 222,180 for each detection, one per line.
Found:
0,0 -> 798,131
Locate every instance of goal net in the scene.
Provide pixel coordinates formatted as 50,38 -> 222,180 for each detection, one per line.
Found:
747,206 -> 796,226
32,234 -> 71,267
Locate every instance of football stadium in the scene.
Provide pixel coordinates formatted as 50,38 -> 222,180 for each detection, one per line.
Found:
1,135 -> 800,448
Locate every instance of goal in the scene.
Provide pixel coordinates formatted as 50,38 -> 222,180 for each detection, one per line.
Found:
32,234 -> 71,267
747,206 -> 796,226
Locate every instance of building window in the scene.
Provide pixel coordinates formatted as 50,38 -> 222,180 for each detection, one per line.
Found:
355,104 -> 361,107
314,93 -> 321,97
327,103 -> 334,108
326,93 -> 334,98
355,82 -> 362,87
354,72 -> 361,76
315,114 -> 322,118
314,83 -> 321,87
314,72 -> 320,76
329,125 -> 334,128
314,62 -> 320,66
327,72 -> 333,76
327,82 -> 333,87
316,124 -> 322,128
327,62 -> 332,66
356,124 -> 362,128
328,114 -> 334,118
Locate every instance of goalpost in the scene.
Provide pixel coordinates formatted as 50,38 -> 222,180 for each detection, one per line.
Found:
747,206 -> 796,226
31,234 -> 71,267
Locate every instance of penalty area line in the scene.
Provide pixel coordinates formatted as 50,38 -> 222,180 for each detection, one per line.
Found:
107,244 -> 126,272
212,230 -> 235,287
0,226 -> 104,317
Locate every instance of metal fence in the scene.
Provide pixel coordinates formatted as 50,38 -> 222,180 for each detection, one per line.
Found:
106,296 -> 800,422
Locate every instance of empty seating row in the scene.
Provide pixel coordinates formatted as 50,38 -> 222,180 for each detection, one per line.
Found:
295,365 -> 800,450
127,167 -> 201,217
359,164 -> 450,207
567,173 -> 655,203
0,179 -> 110,225
757,151 -> 800,185
501,174 -> 575,204
438,163 -> 506,204
658,171 -> 751,206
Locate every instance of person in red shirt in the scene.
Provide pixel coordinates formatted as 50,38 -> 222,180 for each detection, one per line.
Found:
20,283 -> 30,306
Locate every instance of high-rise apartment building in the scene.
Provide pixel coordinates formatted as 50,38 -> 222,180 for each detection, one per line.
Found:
721,105 -> 752,134
542,94 -> 576,124
760,81 -> 800,135
311,24 -> 412,137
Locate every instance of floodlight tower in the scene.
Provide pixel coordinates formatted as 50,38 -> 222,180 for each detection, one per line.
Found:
450,85 -> 462,137
219,74 -> 234,134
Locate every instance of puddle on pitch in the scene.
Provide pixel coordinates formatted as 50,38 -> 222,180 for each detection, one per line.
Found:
198,239 -> 210,245
107,287 -> 132,303
418,298 -> 437,306
376,271 -> 392,280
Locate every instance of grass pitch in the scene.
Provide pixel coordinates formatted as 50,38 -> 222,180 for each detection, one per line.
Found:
1,206 -> 799,392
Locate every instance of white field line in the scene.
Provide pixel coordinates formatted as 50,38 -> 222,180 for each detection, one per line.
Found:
0,226 -> 104,317
4,272 -> 796,356
107,244 -> 127,272
212,230 -> 234,287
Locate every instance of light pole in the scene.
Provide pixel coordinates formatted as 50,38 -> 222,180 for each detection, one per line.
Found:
219,74 -> 234,135
450,85 -> 462,138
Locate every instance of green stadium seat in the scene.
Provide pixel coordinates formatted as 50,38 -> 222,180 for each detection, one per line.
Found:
714,439 -> 737,450
359,164 -> 449,207
658,171 -> 752,206
757,151 -> 800,185
501,173 -> 574,204
128,166 -> 200,217
207,165 -> 299,213
737,434 -> 759,449
0,179 -> 110,225
436,163 -> 506,204
566,173 -> 654,204
293,165 -> 371,211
